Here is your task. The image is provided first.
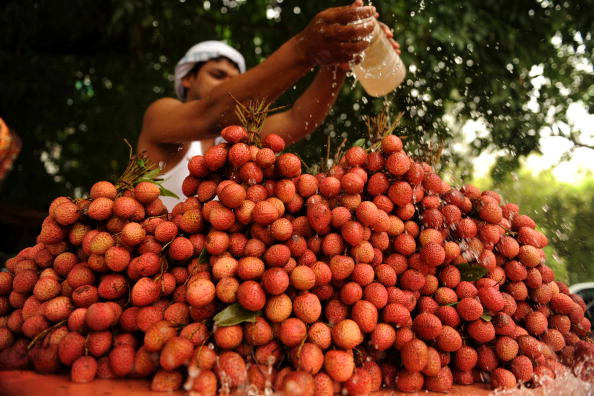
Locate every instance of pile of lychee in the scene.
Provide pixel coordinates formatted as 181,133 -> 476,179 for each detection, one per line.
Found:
0,123 -> 592,395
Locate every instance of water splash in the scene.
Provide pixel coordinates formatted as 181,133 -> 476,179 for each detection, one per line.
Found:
489,369 -> 593,396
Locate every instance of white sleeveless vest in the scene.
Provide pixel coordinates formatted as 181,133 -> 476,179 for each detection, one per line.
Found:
159,141 -> 203,212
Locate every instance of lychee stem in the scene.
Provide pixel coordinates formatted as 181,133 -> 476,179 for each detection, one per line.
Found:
229,93 -> 287,146
365,111 -> 404,151
27,319 -> 68,350
116,139 -> 175,197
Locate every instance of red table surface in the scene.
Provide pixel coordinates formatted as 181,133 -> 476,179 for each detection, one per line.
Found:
0,370 -> 494,396
0,370 -> 590,396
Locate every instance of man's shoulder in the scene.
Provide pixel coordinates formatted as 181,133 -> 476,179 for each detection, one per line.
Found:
142,97 -> 184,127
140,97 -> 184,142
146,97 -> 183,114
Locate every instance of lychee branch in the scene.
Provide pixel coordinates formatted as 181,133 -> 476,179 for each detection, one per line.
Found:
27,319 -> 68,351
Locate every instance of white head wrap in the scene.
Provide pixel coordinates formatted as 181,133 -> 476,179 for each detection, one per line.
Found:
174,40 -> 246,100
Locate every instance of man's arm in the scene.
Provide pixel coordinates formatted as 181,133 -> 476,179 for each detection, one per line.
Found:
141,36 -> 312,146
140,4 -> 375,147
261,66 -> 347,144
261,23 -> 402,145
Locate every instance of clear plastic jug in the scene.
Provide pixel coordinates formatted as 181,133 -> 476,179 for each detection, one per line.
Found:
351,19 -> 406,97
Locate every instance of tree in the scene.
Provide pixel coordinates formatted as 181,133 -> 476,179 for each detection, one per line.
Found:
0,0 -> 592,212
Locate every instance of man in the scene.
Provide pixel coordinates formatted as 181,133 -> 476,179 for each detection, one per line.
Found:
137,1 -> 399,210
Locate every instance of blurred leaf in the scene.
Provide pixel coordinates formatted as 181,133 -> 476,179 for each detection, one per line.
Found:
458,263 -> 488,281
481,313 -> 492,322
213,303 -> 259,327
198,248 -> 209,265
352,138 -> 366,148
158,186 -> 179,199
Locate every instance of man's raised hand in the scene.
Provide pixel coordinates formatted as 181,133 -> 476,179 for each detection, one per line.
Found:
296,1 -> 375,66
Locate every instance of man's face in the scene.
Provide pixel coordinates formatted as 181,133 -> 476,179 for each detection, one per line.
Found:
182,58 -> 240,101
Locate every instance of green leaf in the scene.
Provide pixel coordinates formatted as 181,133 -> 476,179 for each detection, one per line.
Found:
198,248 -> 209,264
352,138 -> 366,148
159,186 -> 179,199
481,313 -> 492,322
213,303 -> 259,327
446,301 -> 460,306
143,169 -> 161,180
457,263 -> 488,282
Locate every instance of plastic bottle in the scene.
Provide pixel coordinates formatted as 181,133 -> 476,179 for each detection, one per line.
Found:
350,18 -> 406,97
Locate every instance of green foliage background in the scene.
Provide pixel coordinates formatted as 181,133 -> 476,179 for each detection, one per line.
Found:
477,171 -> 594,285
1,0 -> 593,281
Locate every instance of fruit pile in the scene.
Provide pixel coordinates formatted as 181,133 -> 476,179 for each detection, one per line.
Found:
0,119 -> 592,395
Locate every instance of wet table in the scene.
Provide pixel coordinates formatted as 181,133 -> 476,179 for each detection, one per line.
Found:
0,370 -> 588,396
0,370 -> 493,396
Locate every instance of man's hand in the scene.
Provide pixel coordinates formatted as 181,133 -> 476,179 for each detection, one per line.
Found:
296,1 -> 375,66
336,20 -> 402,71
378,21 -> 401,54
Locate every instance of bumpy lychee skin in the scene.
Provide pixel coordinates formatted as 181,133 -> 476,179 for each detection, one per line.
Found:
277,153 -> 302,178
204,143 -> 228,171
280,370 -> 315,396
33,277 -> 61,301
401,338 -> 428,372
425,366 -> 453,392
454,345 -> 478,372
478,286 -> 504,312
456,298 -> 483,321
395,370 -> 424,392
279,318 -> 307,348
221,125 -> 248,143
90,181 -> 117,199
435,305 -> 461,328
160,336 -> 194,370
348,300 -> 377,334
510,355 -> 534,383
85,302 -> 116,331
542,328 -> 566,352
134,181 -> 160,204
323,350 -> 354,383
131,277 -> 161,307
290,266 -> 316,291
53,201 -> 80,226
420,242 -> 446,267
331,319 -> 363,350
525,311 -> 548,336
437,325 -> 462,352
186,278 -> 215,308
490,368 -> 517,390
495,336 -> 519,362
71,356 -> 97,383
467,319 -> 496,343
151,370 -> 183,392
413,312 -> 443,340
550,293 -> 577,314
262,133 -> 286,153
369,322 -> 396,352
293,292 -> 322,324
492,312 -> 516,336
58,332 -> 86,367
341,172 -> 365,194
120,222 -> 146,246
344,367 -> 372,396
290,343 -> 324,375
13,269 -> 38,294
